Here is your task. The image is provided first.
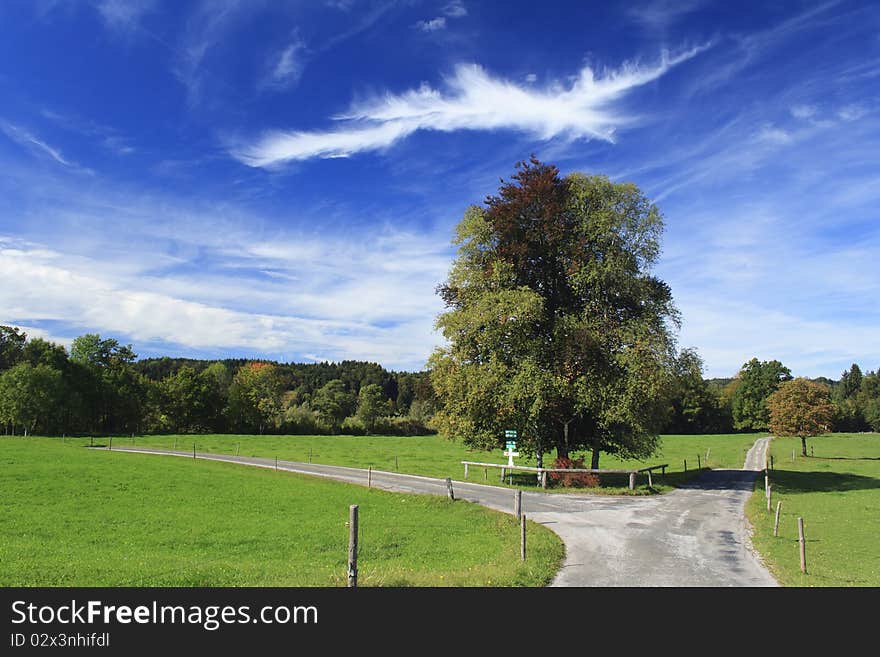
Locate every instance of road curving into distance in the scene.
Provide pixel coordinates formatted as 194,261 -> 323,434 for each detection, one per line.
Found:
108,437 -> 777,587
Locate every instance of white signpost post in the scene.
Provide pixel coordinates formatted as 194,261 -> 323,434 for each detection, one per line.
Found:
503,430 -> 519,466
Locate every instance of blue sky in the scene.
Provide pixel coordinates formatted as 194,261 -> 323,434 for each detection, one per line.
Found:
1,0 -> 878,379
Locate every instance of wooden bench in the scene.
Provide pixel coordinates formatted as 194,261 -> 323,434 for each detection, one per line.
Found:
461,461 -> 669,489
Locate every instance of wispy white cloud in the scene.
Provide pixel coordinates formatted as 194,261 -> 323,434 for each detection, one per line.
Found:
414,0 -> 467,32
790,104 -> 817,119
0,121 -> 91,172
415,16 -> 446,32
754,124 -> 792,145
91,0 -> 157,31
627,0 -> 706,30
39,108 -> 135,155
233,46 -> 709,167
442,1 -> 467,18
0,212 -> 452,369
260,37 -> 308,91
838,104 -> 868,121
174,0 -> 247,106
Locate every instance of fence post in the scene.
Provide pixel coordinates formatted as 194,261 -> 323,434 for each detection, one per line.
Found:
446,477 -> 455,501
275,456 -> 278,471
395,456 -> 399,472
236,443 -> 240,456
109,436 -> 112,451
464,463 -> 469,479
770,455 -> 774,470
628,472 -> 635,490
683,459 -> 687,472
348,505 -> 358,588
368,466 -> 372,489
765,473 -> 769,496
541,471 -> 547,489
308,448 -> 312,463
774,501 -> 781,537
767,485 -> 772,512
697,454 -> 701,469
647,470 -> 653,488
798,517 -> 807,573
173,437 -> 177,450
514,489 -> 522,520
520,514 -> 526,561
193,443 -> 196,460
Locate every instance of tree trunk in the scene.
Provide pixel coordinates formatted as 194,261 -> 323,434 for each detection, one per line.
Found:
590,434 -> 601,469
556,421 -> 571,460
801,436 -> 808,457
555,433 -> 569,460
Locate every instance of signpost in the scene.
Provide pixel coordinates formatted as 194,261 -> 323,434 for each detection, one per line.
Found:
503,430 -> 519,467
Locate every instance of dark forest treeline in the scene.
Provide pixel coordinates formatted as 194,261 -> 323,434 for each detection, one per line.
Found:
0,326 -> 436,436
1,325 -> 878,438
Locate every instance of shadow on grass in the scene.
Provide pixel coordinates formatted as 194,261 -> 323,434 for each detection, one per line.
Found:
812,456 -> 880,462
768,469 -> 880,494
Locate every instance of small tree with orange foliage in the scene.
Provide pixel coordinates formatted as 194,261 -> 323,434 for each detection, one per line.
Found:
767,378 -> 834,456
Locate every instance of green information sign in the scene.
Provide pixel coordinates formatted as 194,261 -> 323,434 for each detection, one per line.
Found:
504,429 -> 517,438
505,441 -> 516,450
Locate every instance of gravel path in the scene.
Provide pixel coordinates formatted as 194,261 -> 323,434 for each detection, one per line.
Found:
109,437 -> 777,587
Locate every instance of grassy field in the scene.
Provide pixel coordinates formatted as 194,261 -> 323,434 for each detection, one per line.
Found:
69,432 -> 764,494
0,438 -> 563,587
746,433 -> 880,586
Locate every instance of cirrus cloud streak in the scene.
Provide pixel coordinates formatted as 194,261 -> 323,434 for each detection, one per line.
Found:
233,46 -> 709,167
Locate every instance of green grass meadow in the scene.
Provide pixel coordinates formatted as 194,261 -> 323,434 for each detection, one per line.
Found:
0,438 -> 563,587
746,433 -> 880,587
77,432 -> 763,494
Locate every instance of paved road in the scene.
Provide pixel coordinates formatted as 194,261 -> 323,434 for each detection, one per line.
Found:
110,438 -> 777,587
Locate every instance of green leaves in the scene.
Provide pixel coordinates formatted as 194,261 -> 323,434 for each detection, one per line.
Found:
731,358 -> 793,430
430,159 -> 678,464
768,378 -> 834,439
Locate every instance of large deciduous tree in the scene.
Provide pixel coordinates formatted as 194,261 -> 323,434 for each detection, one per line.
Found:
429,158 -> 679,468
0,363 -> 64,435
767,378 -> 834,455
311,379 -> 356,433
355,383 -> 389,434
0,325 -> 27,372
731,358 -> 792,431
226,362 -> 284,434
70,333 -> 144,433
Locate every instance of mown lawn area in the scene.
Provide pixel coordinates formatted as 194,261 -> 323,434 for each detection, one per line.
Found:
81,432 -> 763,494
746,433 -> 880,586
0,438 -> 563,586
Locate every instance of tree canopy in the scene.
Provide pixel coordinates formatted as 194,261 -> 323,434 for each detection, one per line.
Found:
429,158 -> 679,468
731,358 -> 792,431
767,377 -> 834,455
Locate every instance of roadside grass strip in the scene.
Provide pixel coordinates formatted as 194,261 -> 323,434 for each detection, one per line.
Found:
0,438 -> 563,587
746,433 -> 880,586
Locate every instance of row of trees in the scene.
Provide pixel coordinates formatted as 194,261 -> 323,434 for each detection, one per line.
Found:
0,326 -> 437,436
665,355 -> 880,435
